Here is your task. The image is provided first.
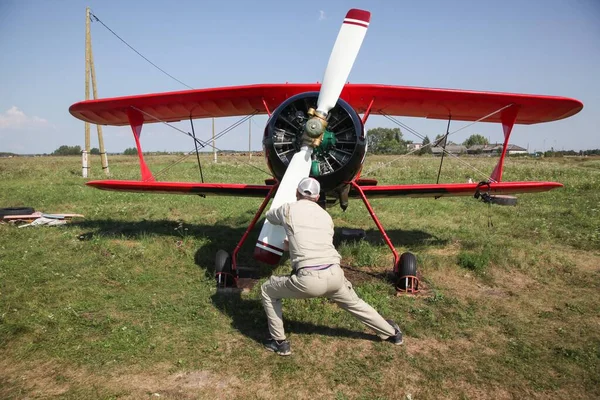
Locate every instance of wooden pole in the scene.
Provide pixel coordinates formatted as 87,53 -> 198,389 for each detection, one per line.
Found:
89,31 -> 110,175
212,118 -> 216,163
83,7 -> 91,178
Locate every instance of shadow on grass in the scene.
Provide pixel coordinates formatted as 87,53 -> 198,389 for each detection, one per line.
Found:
210,292 -> 377,345
74,217 -> 267,272
337,227 -> 448,251
75,217 -> 442,284
75,219 -> 444,246
74,218 -> 415,344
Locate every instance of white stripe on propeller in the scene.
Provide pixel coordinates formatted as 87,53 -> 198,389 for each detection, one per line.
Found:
317,9 -> 371,114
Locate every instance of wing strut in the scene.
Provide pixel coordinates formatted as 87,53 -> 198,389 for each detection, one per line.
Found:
126,108 -> 155,182
490,106 -> 519,182
435,115 -> 452,185
189,116 -> 205,183
262,97 -> 272,117
361,97 -> 375,124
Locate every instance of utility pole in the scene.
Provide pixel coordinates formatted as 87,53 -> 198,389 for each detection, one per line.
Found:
83,7 -> 109,177
83,7 -> 91,178
212,118 -> 217,163
89,30 -> 109,175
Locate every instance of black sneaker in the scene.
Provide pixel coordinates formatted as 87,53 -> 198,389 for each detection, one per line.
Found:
385,320 -> 404,345
264,338 -> 291,356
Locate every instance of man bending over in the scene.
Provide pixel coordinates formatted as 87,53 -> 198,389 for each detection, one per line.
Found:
261,177 -> 403,356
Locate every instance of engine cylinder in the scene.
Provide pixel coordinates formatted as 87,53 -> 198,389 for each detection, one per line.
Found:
263,92 -> 366,194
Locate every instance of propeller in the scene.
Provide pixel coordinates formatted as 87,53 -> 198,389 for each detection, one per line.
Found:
254,9 -> 371,264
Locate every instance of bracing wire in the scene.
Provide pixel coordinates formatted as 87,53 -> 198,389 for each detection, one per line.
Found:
88,12 -> 272,180
130,107 -> 271,178
89,11 -> 194,90
362,104 -> 515,182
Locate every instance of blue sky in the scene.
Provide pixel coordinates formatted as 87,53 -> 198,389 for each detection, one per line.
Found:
1,0 -> 598,155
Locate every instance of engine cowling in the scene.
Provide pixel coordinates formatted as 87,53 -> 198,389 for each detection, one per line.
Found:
263,92 -> 366,198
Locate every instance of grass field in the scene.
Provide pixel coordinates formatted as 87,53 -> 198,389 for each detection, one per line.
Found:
1,154 -> 599,399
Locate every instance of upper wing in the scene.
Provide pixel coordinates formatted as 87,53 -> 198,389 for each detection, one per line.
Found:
69,83 -> 582,126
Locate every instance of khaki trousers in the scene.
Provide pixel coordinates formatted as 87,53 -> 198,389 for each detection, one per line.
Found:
261,264 -> 396,341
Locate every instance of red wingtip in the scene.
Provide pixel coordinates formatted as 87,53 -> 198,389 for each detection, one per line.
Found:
346,9 -> 371,23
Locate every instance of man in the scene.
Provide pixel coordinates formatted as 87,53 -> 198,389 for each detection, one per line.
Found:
261,177 -> 403,356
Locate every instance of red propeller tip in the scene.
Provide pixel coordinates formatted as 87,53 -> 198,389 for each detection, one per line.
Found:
345,9 -> 371,23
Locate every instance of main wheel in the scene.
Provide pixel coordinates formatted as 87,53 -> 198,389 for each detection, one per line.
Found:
215,250 -> 234,287
396,252 -> 418,292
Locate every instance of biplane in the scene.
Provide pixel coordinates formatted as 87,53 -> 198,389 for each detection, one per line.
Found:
69,9 -> 583,289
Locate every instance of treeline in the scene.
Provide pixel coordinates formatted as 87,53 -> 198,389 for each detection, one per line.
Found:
540,149 -> 600,157
51,145 -> 101,156
46,140 -> 600,157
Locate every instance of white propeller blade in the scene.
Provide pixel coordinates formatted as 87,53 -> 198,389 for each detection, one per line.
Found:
317,9 -> 371,114
253,9 -> 371,265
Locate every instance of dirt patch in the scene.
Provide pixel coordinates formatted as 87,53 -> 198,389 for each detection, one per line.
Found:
0,359 -> 244,400
440,380 -> 513,400
404,336 -> 449,358
341,264 -> 391,285
0,360 -> 74,398
111,367 -> 242,399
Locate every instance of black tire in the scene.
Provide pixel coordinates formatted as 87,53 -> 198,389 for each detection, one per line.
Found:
397,252 -> 418,291
398,252 -> 417,277
0,207 -> 35,218
215,250 -> 234,287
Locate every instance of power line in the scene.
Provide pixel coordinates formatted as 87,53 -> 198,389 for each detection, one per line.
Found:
89,11 -> 194,90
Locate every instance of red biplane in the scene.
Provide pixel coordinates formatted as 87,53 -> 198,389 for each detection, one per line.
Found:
69,9 -> 582,289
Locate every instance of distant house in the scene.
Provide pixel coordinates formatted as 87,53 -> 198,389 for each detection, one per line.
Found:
466,143 -> 527,155
505,144 -> 528,154
431,145 -> 467,156
432,143 -> 528,156
407,142 -> 422,151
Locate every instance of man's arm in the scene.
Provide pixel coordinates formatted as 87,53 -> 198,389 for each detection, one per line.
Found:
266,203 -> 288,226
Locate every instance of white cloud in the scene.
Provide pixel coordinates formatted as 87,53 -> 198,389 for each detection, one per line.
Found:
319,10 -> 326,21
0,106 -> 48,130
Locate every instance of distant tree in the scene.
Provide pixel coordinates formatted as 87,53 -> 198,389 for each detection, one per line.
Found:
90,147 -> 100,155
419,135 -> 432,155
463,134 -> 489,147
544,147 -> 561,158
52,145 -> 82,156
582,149 -> 600,156
123,147 -> 138,156
367,127 -> 408,154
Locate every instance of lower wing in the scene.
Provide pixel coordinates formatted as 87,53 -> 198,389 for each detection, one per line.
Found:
87,180 -> 561,198
352,181 -> 561,199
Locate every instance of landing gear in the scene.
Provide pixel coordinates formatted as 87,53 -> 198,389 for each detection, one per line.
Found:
395,252 -> 419,293
351,181 -> 419,294
215,250 -> 236,288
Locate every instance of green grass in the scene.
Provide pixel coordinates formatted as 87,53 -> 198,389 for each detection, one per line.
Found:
0,154 -> 599,399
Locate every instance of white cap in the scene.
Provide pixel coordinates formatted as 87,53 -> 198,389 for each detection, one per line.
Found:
297,177 -> 320,198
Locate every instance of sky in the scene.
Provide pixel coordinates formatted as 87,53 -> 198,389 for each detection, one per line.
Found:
1,0 -> 598,155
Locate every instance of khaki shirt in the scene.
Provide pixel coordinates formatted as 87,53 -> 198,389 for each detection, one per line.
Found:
266,199 -> 341,269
